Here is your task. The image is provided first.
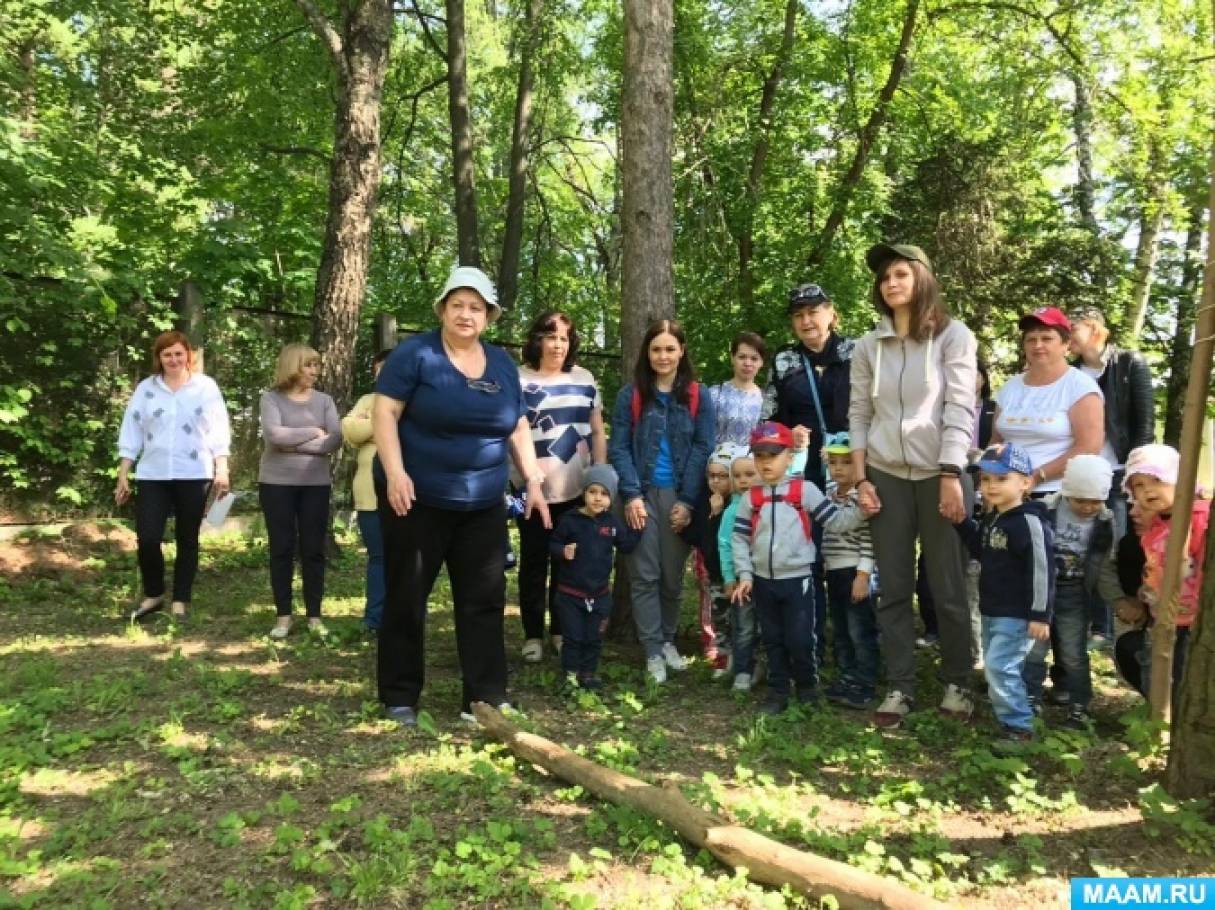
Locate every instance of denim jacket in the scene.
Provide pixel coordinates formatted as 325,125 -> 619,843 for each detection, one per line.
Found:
609,382 -> 716,510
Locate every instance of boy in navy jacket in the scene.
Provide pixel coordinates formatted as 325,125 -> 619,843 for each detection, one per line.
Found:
954,443 -> 1055,749
549,464 -> 641,691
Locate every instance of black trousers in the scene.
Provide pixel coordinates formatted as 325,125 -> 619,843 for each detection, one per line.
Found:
516,496 -> 579,639
377,493 -> 508,713
258,483 -> 330,617
556,592 -> 610,676
135,479 -> 211,601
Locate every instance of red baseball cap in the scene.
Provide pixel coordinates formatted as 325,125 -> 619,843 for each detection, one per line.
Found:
750,421 -> 794,453
1018,306 -> 1072,334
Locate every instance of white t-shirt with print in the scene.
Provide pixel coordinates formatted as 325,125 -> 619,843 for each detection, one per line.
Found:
995,367 -> 1103,492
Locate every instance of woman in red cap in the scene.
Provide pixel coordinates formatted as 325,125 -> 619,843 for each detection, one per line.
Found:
990,307 -> 1105,496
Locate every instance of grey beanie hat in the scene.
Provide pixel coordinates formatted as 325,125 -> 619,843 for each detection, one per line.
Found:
582,464 -> 619,501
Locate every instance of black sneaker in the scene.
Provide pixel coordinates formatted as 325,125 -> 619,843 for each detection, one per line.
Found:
831,685 -> 873,710
385,705 -> 417,727
577,674 -> 604,691
993,726 -> 1034,753
824,679 -> 851,701
1044,687 -> 1071,706
792,688 -> 821,708
1064,705 -> 1093,730
758,694 -> 789,716
1028,696 -> 1043,717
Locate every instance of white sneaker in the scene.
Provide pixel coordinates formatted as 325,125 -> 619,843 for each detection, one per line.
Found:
460,702 -> 515,726
661,643 -> 686,671
521,639 -> 543,662
646,655 -> 668,684
269,617 -> 291,640
308,618 -> 329,637
732,672 -> 752,692
939,683 -> 974,719
873,689 -> 914,728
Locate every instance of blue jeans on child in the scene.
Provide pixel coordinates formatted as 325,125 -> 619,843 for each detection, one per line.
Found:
356,510 -> 385,631
826,567 -> 879,696
752,575 -> 818,698
731,600 -> 757,675
1024,581 -> 1090,707
982,615 -> 1035,733
555,592 -> 610,677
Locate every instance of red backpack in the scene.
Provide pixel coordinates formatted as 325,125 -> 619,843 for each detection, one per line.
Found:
630,383 -> 700,426
749,479 -> 812,542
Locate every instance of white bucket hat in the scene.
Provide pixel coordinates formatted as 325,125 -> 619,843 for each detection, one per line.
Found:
433,266 -> 501,323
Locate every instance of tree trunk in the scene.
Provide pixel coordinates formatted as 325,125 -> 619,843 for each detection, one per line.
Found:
805,0 -> 919,269
447,0 -> 482,268
1163,200 -> 1206,447
1166,102 -> 1215,792
470,704 -> 947,910
1125,144 -> 1166,343
498,0 -> 545,311
620,0 -> 675,374
17,37 -> 37,136
295,0 -> 394,417
1070,71 -> 1099,238
736,0 -> 798,321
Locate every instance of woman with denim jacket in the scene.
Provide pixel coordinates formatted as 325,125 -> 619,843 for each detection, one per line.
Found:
609,320 -> 716,684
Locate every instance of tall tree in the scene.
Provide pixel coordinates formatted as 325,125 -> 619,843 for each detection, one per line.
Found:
805,0 -> 920,268
619,0 -> 675,371
294,0 -> 394,415
734,0 -> 798,321
447,0 -> 482,267
1163,197 -> 1206,446
1069,70 -> 1100,238
498,0 -> 546,311
1125,142 -> 1167,342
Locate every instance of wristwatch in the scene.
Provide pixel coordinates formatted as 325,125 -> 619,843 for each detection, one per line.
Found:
939,464 -> 961,477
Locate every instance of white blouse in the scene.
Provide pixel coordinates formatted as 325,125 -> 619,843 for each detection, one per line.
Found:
117,373 -> 232,480
995,367 -> 1102,492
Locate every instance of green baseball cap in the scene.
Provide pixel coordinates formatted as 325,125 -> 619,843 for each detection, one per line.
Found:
865,242 -> 932,274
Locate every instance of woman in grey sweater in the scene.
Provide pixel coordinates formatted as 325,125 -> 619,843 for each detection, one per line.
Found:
849,243 -> 978,729
258,343 -> 342,638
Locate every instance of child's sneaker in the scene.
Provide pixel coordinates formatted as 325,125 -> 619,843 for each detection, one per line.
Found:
873,690 -> 914,728
758,693 -> 788,716
577,674 -> 604,691
731,672 -> 753,692
1028,696 -> 1043,717
939,684 -> 974,720
521,639 -> 544,662
915,633 -> 939,648
710,653 -> 731,679
646,655 -> 668,684
993,726 -> 1034,753
829,683 -> 873,710
661,643 -> 686,671
1044,686 -> 1071,706
1064,704 -> 1093,730
824,679 -> 851,701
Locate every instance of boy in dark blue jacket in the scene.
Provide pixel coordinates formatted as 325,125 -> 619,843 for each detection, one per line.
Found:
954,443 -> 1055,749
549,465 -> 641,691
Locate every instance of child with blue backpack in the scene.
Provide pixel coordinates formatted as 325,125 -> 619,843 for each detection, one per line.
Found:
731,422 -> 865,714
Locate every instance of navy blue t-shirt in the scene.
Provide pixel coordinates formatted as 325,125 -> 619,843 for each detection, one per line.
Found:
376,330 -> 524,510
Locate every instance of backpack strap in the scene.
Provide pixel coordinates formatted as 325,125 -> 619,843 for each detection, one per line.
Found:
786,477 -> 812,541
748,485 -> 764,543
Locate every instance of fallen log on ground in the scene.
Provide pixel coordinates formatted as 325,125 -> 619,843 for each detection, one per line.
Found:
470,702 -> 947,910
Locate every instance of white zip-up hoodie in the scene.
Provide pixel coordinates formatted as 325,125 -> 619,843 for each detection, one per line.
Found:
848,315 -> 977,481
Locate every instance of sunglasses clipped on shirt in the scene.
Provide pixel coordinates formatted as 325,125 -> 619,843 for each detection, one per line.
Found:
467,378 -> 501,394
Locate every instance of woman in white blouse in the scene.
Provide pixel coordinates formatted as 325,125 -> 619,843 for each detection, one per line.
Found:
991,307 -> 1105,494
116,331 -> 231,621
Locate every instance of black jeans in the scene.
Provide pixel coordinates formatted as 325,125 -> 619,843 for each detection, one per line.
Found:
556,592 -> 610,676
377,493 -> 509,713
258,483 -> 330,617
516,497 -> 579,639
135,479 -> 211,601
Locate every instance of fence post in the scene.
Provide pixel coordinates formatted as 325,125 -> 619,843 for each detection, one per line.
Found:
376,313 -> 398,354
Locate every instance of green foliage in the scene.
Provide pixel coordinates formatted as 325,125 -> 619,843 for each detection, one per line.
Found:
2,0 -> 1211,511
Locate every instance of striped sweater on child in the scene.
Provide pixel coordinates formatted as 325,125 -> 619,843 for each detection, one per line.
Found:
820,482 -> 874,573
